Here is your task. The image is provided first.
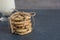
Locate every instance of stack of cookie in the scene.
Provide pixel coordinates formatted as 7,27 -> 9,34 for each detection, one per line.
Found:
9,12 -> 32,35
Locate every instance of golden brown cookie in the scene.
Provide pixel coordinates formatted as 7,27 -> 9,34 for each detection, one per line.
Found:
11,21 -> 24,25
17,27 -> 32,35
16,28 -> 28,33
9,11 -> 33,35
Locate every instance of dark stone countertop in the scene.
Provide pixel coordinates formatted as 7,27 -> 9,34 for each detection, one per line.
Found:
0,9 -> 60,40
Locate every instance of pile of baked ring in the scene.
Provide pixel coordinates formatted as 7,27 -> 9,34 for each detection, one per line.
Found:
9,12 -> 32,35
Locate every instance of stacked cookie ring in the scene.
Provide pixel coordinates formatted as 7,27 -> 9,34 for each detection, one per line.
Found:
9,12 -> 33,35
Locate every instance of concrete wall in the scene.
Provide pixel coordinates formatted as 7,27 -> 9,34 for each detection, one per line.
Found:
15,0 -> 60,9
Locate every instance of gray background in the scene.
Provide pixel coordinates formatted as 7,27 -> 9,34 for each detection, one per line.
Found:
15,0 -> 60,9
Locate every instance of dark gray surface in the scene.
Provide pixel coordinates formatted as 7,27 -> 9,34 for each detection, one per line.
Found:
15,0 -> 60,9
0,9 -> 60,40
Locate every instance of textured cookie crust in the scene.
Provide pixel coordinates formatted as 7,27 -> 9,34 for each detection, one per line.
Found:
9,12 -> 32,35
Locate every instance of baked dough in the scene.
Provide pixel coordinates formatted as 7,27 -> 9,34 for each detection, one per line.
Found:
17,27 -> 32,35
9,11 -> 32,35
